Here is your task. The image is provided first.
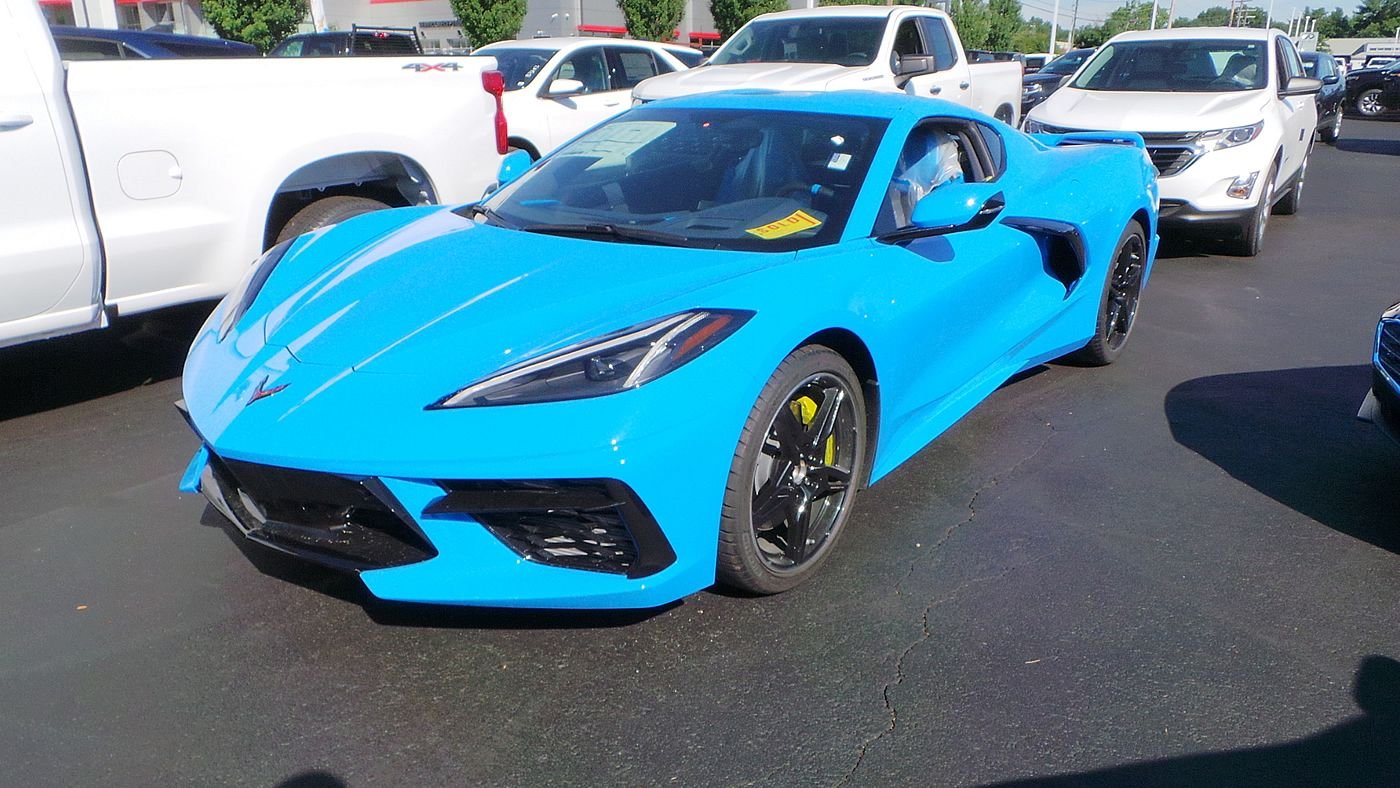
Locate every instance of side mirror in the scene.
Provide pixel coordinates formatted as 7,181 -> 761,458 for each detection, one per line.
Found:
1323,73 -> 1340,85
496,149 -> 533,189
909,183 -> 1005,235
545,78 -> 585,98
895,54 -> 934,77
1280,76 -> 1323,96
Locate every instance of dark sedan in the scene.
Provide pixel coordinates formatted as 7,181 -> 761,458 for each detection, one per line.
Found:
1021,48 -> 1094,116
49,26 -> 256,59
1301,51 -> 1345,142
1345,60 -> 1400,118
1358,302 -> 1400,447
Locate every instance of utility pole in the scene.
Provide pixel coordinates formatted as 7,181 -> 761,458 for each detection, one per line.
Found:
1150,0 -> 1160,29
1068,0 -> 1080,47
1049,0 -> 1061,54
1166,0 -> 1176,28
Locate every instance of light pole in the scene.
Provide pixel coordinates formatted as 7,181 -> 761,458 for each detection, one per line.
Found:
1049,0 -> 1061,54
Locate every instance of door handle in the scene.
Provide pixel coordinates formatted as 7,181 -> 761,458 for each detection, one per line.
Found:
0,113 -> 35,131
604,101 -> 621,107
929,85 -> 942,95
959,81 -> 970,90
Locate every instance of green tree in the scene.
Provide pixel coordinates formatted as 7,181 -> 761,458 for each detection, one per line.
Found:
817,0 -> 870,5
448,0 -> 525,48
619,0 -> 686,40
1174,5 -> 1231,26
950,0 -> 993,49
986,0 -> 1024,49
1099,0 -> 1170,36
1351,0 -> 1400,36
713,0 -> 787,39
1011,16 -> 1051,54
202,0 -> 306,53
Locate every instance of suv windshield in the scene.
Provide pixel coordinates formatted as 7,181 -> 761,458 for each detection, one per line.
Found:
1041,50 -> 1091,76
475,107 -> 887,252
473,48 -> 554,90
709,17 -> 885,67
1071,39 -> 1269,92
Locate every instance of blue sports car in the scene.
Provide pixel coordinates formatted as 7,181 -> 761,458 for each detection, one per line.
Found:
179,91 -> 1159,609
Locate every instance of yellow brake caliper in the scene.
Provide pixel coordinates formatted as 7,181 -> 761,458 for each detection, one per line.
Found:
789,395 -> 836,465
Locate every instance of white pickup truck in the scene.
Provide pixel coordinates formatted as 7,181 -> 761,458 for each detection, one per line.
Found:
632,5 -> 1023,126
1,0 -> 506,349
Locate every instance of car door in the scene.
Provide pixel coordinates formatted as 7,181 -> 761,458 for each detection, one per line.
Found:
1274,35 -> 1314,180
867,120 -> 1066,418
537,46 -> 627,152
0,16 -> 98,332
898,15 -> 967,103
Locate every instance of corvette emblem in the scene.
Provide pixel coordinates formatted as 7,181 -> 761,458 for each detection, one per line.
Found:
248,376 -> 288,405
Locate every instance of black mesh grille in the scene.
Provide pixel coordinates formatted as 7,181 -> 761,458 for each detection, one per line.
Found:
425,479 -> 675,578
1380,320 -> 1400,383
206,454 -> 436,571
1145,146 -> 1197,176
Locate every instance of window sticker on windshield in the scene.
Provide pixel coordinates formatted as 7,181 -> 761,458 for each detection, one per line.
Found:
827,153 -> 852,171
747,210 -> 823,240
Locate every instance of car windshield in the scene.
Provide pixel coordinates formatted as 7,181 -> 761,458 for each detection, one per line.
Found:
1071,39 -> 1269,92
472,48 -> 554,90
709,17 -> 885,67
474,107 -> 888,252
1041,50 -> 1090,75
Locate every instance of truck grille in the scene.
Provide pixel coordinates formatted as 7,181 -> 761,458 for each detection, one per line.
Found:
1379,320 -> 1400,383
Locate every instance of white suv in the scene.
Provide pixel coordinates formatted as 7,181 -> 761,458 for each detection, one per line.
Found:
471,38 -> 691,160
1024,27 -> 1321,256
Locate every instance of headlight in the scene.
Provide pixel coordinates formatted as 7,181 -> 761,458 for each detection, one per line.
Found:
1022,83 -> 1044,96
1196,122 -> 1263,152
430,309 -> 754,409
1023,118 -> 1046,133
219,238 -> 294,340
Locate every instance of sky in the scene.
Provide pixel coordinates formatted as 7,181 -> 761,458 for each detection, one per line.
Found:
1020,0 -> 1350,31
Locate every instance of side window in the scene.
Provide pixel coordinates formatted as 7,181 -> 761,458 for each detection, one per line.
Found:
54,37 -> 125,60
973,122 -> 1005,177
875,123 -> 988,234
606,47 -> 660,89
917,17 -> 958,71
1275,38 -> 1304,86
555,48 -> 610,93
892,19 -> 927,58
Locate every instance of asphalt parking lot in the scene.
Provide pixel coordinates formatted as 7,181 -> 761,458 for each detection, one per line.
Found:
3,120 -> 1399,787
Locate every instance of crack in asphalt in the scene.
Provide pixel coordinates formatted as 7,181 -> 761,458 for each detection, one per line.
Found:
839,413 -> 1060,785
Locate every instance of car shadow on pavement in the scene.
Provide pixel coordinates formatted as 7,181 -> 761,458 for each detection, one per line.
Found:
1164,365 -> 1400,554
0,302 -> 211,422
203,506 -> 676,629
1337,137 -> 1400,157
981,654 -> 1400,787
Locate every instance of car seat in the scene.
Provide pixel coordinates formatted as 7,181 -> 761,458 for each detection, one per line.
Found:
886,129 -> 963,227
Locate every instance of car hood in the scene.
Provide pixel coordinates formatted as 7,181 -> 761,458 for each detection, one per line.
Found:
1024,73 -> 1068,89
633,63 -> 862,101
250,207 -> 784,379
1031,87 -> 1269,132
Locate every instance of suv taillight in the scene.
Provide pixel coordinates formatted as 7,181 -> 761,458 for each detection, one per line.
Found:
482,69 -> 508,155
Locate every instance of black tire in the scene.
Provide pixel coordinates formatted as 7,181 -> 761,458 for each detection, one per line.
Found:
1319,110 -> 1342,144
994,105 -> 1015,125
275,196 -> 389,245
1356,88 -> 1386,118
717,346 -> 867,595
1273,155 -> 1306,216
1231,162 -> 1277,258
1068,220 -> 1147,367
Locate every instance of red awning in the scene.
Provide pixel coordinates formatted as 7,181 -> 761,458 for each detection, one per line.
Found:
688,31 -> 720,41
576,24 -> 627,35
38,0 -> 71,6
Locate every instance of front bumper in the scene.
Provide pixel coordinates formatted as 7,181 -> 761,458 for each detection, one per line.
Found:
1156,200 -> 1254,233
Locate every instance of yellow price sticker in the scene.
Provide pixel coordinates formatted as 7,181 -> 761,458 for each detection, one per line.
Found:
746,210 -> 823,240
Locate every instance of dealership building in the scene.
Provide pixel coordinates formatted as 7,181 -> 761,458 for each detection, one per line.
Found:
36,0 -> 828,49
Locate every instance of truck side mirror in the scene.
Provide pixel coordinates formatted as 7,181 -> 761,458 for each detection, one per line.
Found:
895,54 -> 935,77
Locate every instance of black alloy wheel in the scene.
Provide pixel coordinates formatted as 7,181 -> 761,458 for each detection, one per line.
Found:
1070,220 -> 1146,366
717,347 -> 866,594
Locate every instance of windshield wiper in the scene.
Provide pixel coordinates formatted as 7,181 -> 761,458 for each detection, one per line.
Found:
459,204 -> 516,229
520,222 -> 691,247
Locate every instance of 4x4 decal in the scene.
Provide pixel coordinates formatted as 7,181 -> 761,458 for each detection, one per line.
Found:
403,63 -> 463,72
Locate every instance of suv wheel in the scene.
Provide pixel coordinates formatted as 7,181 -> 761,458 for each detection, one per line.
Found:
1232,163 -> 1276,257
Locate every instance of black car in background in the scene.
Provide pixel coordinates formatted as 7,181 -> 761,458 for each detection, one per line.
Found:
1021,47 -> 1094,116
50,26 -> 257,59
1358,302 -> 1400,447
1345,59 -> 1400,118
1301,51 -> 1345,142
269,25 -> 421,57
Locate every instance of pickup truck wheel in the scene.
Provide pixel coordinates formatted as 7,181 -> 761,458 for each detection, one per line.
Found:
1231,163 -> 1276,258
275,196 -> 390,244
994,105 -> 1015,125
1355,88 -> 1386,117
